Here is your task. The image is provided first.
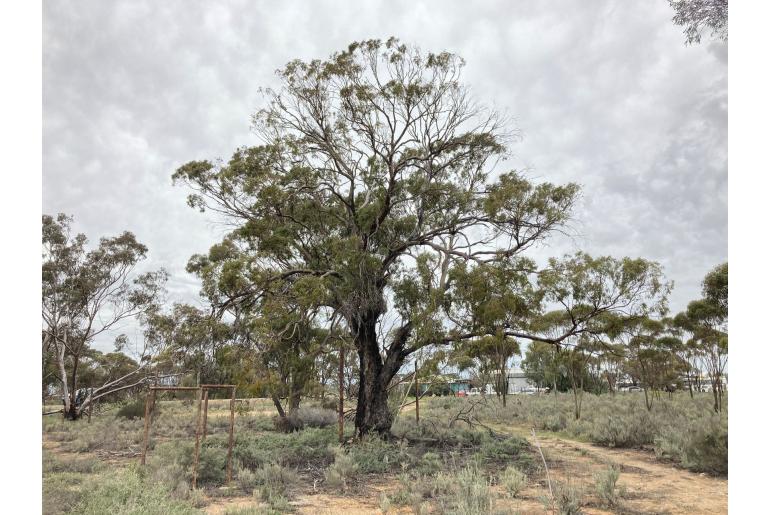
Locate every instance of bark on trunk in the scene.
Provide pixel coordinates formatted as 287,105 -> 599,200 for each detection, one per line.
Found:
643,388 -> 653,411
288,384 -> 301,413
270,392 -> 286,418
57,341 -> 71,418
67,354 -> 80,420
354,344 -> 396,437
352,313 -> 408,437
711,379 -> 720,413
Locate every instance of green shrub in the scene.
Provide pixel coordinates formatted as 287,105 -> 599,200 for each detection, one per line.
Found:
594,464 -> 622,506
350,436 -> 410,473
272,414 -> 304,433
116,400 -> 148,420
253,463 -> 298,502
236,414 -> 275,432
233,427 -> 337,469
499,466 -> 527,498
552,481 -> 583,515
581,408 -> 656,447
72,465 -> 201,514
378,493 -> 392,513
321,397 -> 338,411
43,453 -> 104,474
325,447 -> 359,491
295,407 -> 337,428
235,400 -> 251,416
236,467 -> 259,491
655,414 -> 727,474
417,451 -> 442,474
480,435 -> 527,462
62,417 -> 145,452
198,445 -> 228,485
453,465 -> 492,515
43,472 -> 87,515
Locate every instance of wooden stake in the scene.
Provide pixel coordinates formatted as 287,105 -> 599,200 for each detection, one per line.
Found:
202,390 -> 209,440
414,360 -> 420,426
192,387 -> 203,489
338,342 -> 345,443
140,388 -> 155,465
226,386 -> 236,482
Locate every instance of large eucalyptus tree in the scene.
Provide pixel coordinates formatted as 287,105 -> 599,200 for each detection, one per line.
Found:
174,39 -> 668,436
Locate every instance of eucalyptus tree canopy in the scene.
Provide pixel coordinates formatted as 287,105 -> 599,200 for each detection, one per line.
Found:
673,262 -> 728,411
42,214 -> 167,419
621,318 -> 685,410
669,0 -> 728,44
174,39 -> 669,435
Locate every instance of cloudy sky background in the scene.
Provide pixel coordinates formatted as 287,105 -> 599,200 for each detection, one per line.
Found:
43,0 -> 727,353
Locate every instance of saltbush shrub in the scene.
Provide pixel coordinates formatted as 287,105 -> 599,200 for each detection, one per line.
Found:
116,400 -> 147,420
325,447 -> 359,491
72,465 -> 200,515
655,413 -> 727,474
551,481 -> 583,515
295,406 -> 337,428
594,464 -> 622,506
454,466 -> 492,515
350,436 -> 411,473
499,465 -> 527,498
233,427 -> 337,469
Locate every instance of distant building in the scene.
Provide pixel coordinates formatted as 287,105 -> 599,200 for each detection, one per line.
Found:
448,379 -> 472,394
507,371 -> 535,394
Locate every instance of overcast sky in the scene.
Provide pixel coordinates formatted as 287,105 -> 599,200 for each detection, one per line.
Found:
43,0 -> 727,352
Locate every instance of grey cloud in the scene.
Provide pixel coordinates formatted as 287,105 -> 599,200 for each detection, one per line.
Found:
43,0 -> 727,349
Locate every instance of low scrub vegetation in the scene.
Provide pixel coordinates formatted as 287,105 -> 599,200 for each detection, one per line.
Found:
426,392 -> 727,475
42,392 -> 726,514
594,464 -> 624,507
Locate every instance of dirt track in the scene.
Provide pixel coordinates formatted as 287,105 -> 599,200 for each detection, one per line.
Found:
509,431 -> 727,515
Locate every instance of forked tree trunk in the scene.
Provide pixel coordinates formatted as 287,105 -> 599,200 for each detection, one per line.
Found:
354,342 -> 396,437
352,313 -> 408,437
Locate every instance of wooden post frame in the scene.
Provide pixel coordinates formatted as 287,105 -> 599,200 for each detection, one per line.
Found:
414,361 -> 420,426
138,385 -> 237,490
192,386 -> 203,489
140,388 -> 156,465
338,342 -> 345,443
202,390 -> 209,440
226,386 -> 236,482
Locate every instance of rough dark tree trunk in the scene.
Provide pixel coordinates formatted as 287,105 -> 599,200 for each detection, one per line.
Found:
352,312 -> 410,437
354,336 -> 395,436
288,380 -> 302,413
65,354 -> 81,420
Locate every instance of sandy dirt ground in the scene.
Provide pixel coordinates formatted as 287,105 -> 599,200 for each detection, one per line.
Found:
43,423 -> 727,514
200,428 -> 727,515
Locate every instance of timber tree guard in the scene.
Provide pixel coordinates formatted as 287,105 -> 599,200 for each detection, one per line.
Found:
140,385 -> 237,489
